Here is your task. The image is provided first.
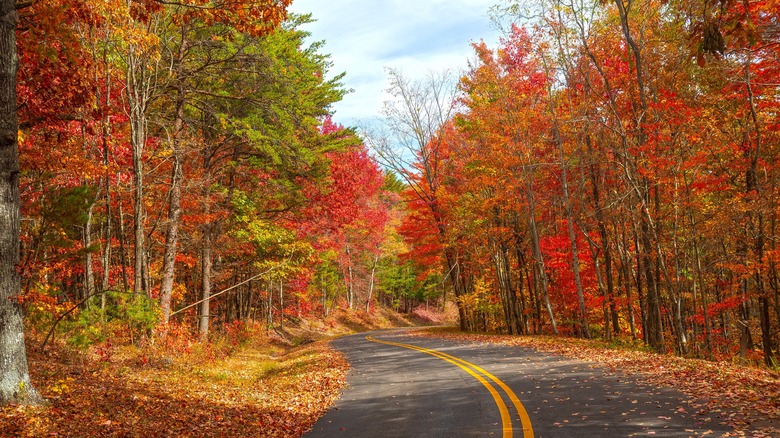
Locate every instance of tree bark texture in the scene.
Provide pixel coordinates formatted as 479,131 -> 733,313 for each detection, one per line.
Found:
160,30 -> 188,323
0,1 -> 41,405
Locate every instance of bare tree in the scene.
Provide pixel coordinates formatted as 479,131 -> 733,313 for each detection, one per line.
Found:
124,5 -> 162,297
363,68 -> 473,329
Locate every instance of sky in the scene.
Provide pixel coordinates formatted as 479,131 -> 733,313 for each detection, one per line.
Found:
287,0 -> 503,128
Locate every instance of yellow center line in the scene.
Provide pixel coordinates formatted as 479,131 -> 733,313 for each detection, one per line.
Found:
366,335 -> 511,437
419,346 -> 534,437
366,335 -> 534,438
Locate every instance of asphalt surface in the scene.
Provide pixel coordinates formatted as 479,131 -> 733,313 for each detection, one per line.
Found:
305,329 -> 733,438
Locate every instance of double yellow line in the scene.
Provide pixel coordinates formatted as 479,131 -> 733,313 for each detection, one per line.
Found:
366,335 -> 533,438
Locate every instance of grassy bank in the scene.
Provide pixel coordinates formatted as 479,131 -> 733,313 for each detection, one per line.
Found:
1,307 -> 421,437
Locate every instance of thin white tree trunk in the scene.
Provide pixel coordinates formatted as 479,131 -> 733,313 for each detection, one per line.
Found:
527,177 -> 558,334
366,254 -> 378,313
198,228 -> 212,340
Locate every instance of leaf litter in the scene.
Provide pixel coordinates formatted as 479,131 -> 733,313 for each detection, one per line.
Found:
0,338 -> 348,437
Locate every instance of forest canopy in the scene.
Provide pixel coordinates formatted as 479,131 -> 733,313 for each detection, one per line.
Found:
2,0 -> 779,409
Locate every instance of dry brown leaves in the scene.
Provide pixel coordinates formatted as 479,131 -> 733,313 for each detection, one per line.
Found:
412,329 -> 780,437
0,340 -> 348,437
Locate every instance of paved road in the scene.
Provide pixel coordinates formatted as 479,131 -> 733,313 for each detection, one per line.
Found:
305,329 -> 732,437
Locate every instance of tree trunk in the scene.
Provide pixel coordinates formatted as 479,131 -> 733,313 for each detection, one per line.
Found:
131,143 -> 144,295
514,244 -> 530,334
159,54 -> 186,323
159,156 -> 180,321
84,202 -> 95,303
620,244 -> 637,340
744,56 -> 775,367
539,36 -> 589,338
632,225 -> 648,344
347,261 -> 354,310
101,209 -> 111,310
586,135 -> 619,337
98,34 -> 113,310
591,245 -> 610,340
279,280 -> 283,330
366,253 -> 378,313
198,227 -> 212,340
614,0 -> 664,352
442,245 -> 469,331
100,169 -> 111,310
126,22 -> 155,297
129,65 -> 146,297
692,235 -> 712,358
160,27 -> 191,322
117,184 -> 130,293
268,284 -> 273,327
493,242 -> 514,334
0,1 -> 41,405
640,212 -> 664,350
527,177 -> 558,334
556,123 -> 590,339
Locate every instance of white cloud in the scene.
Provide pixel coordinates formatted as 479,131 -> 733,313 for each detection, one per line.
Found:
288,0 -> 502,127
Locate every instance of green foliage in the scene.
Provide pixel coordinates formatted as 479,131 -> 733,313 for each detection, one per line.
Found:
377,258 -> 441,308
313,254 -> 343,310
52,292 -> 162,350
29,184 -> 99,247
124,294 -> 162,335
42,185 -> 96,231
232,216 -> 314,278
383,171 -> 406,194
378,259 -> 416,298
208,13 -> 350,211
65,305 -> 109,349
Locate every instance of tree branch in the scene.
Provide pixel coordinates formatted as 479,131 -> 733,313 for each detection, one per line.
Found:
169,255 -> 292,317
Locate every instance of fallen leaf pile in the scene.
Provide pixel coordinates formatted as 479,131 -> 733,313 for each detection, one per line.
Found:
413,329 -> 780,437
0,339 -> 348,437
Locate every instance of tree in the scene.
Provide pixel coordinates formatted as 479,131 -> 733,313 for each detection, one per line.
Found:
366,68 -> 475,330
180,15 -> 347,338
156,0 -> 292,323
457,30 -> 563,335
0,0 -> 41,405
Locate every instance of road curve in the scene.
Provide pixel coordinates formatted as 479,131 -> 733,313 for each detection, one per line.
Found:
305,329 -> 731,437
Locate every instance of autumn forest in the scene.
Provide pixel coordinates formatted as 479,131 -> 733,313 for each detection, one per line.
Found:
1,0 -> 779,418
